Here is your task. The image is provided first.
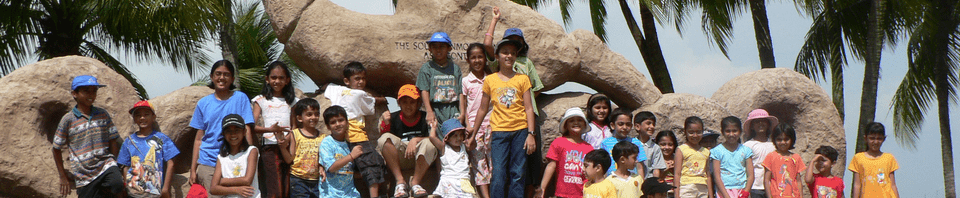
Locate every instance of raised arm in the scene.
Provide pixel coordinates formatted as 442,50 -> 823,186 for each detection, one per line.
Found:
804,154 -> 821,184
427,121 -> 444,156
483,6 -> 500,58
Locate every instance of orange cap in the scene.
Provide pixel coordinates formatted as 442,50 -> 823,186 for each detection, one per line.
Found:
398,84 -> 420,100
129,100 -> 154,114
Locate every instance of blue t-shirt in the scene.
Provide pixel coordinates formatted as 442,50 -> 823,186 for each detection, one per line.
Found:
117,131 -> 180,196
318,136 -> 360,197
600,136 -> 648,174
189,91 -> 255,166
710,144 -> 754,189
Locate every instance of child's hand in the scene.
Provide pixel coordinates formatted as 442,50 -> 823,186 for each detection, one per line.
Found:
161,188 -> 170,198
524,133 -> 536,155
237,186 -> 255,197
268,122 -> 291,133
319,168 -> 327,182
59,176 -> 72,197
405,141 -> 418,159
277,133 -> 289,148
426,112 -> 438,126
493,6 -> 500,20
533,185 -> 544,198
351,144 -> 363,157
814,154 -> 825,162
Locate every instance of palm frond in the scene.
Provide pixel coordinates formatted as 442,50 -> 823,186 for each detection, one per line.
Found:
588,0 -> 608,42
697,0 -> 746,58
81,42 -> 149,99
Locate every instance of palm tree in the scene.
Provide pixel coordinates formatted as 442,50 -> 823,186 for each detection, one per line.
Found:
0,0 -> 221,99
892,0 -> 957,196
513,0 -> 676,93
193,1 -> 304,98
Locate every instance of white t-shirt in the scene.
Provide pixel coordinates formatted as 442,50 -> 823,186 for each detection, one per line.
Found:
743,140 -> 776,190
252,95 -> 297,145
323,84 -> 376,121
218,146 -> 261,198
583,122 -> 612,149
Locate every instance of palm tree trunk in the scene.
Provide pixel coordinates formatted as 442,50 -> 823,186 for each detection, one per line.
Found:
749,0 -> 776,69
854,0 -> 884,155
934,1 -> 957,196
219,0 -> 238,64
619,0 -> 674,93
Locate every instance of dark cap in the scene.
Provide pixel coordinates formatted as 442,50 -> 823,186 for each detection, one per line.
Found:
641,177 -> 675,194
221,114 -> 245,129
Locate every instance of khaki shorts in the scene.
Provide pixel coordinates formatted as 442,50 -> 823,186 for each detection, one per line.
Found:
679,183 -> 709,198
376,133 -> 438,168
196,164 -> 222,198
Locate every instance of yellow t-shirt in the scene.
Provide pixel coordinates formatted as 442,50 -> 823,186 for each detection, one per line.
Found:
606,173 -> 643,198
482,73 -> 531,132
290,129 -> 326,180
848,152 -> 899,198
679,144 -> 710,185
347,119 -> 367,143
583,179 -> 618,198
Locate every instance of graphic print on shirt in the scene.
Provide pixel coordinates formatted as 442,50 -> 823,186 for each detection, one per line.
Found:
688,161 -> 704,176
816,185 -> 838,198
495,87 -> 519,108
332,153 -> 354,186
125,136 -> 164,196
777,164 -> 793,196
562,150 -> 586,185
432,75 -> 458,103
869,168 -> 887,185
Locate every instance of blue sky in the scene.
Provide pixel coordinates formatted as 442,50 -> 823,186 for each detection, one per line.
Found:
94,0 -> 958,196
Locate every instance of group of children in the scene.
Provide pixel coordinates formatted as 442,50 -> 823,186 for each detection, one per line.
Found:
50,7 -> 902,198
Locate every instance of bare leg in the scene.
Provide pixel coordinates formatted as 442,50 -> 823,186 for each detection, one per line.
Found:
369,185 -> 380,197
479,184 -> 490,198
412,155 -> 429,186
381,140 -> 407,185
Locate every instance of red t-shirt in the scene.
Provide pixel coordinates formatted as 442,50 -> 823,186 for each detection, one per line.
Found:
808,173 -> 844,198
545,137 -> 594,198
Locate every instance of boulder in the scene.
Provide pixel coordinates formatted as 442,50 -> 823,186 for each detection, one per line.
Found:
536,92 -> 593,160
712,68 -> 846,177
262,0 -> 661,109
0,56 -> 141,198
636,93 -> 734,144
148,86 -> 214,174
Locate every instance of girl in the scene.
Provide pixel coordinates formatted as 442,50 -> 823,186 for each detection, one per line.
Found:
429,119 -> 478,198
656,130 -> 678,185
279,99 -> 325,198
536,107 -> 595,198
710,116 -> 754,198
460,43 -> 494,198
583,94 -> 612,149
189,60 -> 255,193
674,116 -> 713,198
211,114 -> 260,198
761,124 -> 805,198
467,39 -> 536,198
741,109 -> 779,197
251,61 -> 297,198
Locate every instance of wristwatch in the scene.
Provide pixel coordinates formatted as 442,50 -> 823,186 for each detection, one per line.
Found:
527,130 -> 536,137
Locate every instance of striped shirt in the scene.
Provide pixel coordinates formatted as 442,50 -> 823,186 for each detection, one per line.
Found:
53,106 -> 119,187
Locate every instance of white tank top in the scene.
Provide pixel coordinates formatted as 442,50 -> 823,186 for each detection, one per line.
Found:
218,146 -> 261,198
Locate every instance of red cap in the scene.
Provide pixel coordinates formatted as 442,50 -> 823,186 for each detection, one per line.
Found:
129,100 -> 154,115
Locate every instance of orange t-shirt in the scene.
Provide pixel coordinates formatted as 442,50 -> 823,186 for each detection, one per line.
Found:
761,152 -> 806,198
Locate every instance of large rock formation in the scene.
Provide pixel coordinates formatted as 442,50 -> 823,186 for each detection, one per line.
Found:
637,93 -> 734,143
0,56 -> 141,198
536,92 -> 593,160
148,86 -> 214,174
262,0 -> 661,109
712,68 -> 846,177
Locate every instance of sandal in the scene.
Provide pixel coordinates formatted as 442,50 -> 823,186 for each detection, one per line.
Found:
412,185 -> 429,198
394,183 -> 409,198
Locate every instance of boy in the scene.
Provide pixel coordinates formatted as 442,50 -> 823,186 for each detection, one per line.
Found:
118,101 -> 180,198
804,146 -> 843,198
53,75 -> 125,197
848,122 -> 900,198
417,32 -> 462,125
635,111 -> 667,179
318,106 -> 362,197
377,84 -> 439,197
641,177 -> 676,198
599,109 -> 647,175
607,142 -> 645,198
583,149 -> 617,198
323,62 -> 388,197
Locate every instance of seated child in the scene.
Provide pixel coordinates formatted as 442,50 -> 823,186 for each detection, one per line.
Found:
278,99 -> 326,198
119,101 -> 180,198
323,62 -> 387,197
537,107 -> 595,198
849,122 -> 899,198
53,75 -> 124,197
805,146 -> 843,198
210,114 -> 260,197
377,84 -> 439,197
582,149 -> 617,198
600,109 -> 647,175
641,177 -> 676,198
318,106 -> 362,197
607,141 -> 645,198
428,119 -> 478,197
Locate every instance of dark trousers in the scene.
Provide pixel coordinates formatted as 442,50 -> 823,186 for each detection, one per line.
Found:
259,145 -> 289,198
490,129 -> 529,198
77,165 -> 125,198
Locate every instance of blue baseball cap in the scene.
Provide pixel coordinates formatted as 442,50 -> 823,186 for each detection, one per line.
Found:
427,32 -> 452,46
71,75 -> 106,91
503,28 -> 524,39
439,118 -> 465,142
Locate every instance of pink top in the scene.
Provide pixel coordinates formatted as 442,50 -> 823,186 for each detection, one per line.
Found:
462,72 -> 491,128
546,137 -> 594,198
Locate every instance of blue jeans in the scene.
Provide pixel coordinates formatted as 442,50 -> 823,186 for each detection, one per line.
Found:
290,176 -> 319,198
750,189 -> 767,198
490,129 -> 528,198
